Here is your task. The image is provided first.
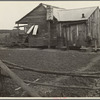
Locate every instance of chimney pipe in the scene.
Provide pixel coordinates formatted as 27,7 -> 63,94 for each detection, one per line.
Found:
82,13 -> 85,18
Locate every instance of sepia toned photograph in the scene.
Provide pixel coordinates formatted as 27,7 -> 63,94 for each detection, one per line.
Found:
0,1 -> 100,97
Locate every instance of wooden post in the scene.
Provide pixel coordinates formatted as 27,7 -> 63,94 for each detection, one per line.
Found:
94,39 -> 97,51
48,21 -> 51,49
66,27 -> 69,50
59,23 -> 62,37
0,60 -> 39,97
24,26 -> 26,34
46,5 -> 53,49
97,7 -> 100,47
59,23 -> 62,48
17,24 -> 19,35
87,20 -> 90,36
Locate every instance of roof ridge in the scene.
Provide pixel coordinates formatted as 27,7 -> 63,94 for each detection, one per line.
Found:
41,3 -> 66,10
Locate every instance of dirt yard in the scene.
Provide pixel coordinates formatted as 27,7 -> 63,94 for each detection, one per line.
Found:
0,48 -> 100,97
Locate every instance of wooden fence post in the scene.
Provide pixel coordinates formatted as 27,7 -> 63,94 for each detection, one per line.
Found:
0,60 -> 39,97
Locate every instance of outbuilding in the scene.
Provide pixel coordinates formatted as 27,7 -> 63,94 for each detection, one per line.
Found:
16,3 -> 100,49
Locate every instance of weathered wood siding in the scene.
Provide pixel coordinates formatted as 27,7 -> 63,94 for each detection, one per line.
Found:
68,23 -> 86,47
50,20 -> 58,46
99,9 -> 100,47
88,7 -> 100,47
56,7 -> 100,48
17,5 -> 100,48
56,23 -> 64,48
18,4 -> 47,25
23,5 -> 48,47
57,22 -> 87,48
23,5 -> 57,47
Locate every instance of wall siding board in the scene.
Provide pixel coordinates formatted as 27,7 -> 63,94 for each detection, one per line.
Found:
87,8 -> 100,47
22,5 -> 51,47
60,22 -> 87,47
98,9 -> 100,47
24,5 -> 58,47
97,8 -> 100,46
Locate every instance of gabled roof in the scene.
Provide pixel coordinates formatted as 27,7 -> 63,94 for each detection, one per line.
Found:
16,3 -> 65,24
16,3 -> 43,24
16,3 -> 98,24
53,6 -> 98,22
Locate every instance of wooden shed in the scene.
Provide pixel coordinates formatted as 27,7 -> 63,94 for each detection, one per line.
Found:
16,3 -> 100,49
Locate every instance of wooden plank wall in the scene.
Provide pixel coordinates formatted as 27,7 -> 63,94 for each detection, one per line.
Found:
68,24 -> 86,47
99,9 -> 100,47
19,5 -> 47,24
56,23 -> 64,48
97,8 -> 100,47
50,20 -> 58,46
23,5 -> 58,47
57,22 -> 87,48
23,5 -> 59,47
88,7 -> 100,47
24,5 -> 49,47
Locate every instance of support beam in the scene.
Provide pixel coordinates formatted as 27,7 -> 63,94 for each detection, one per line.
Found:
97,7 -> 100,47
66,27 -> 69,50
0,60 -> 39,97
48,21 -> 51,49
59,23 -> 62,37
17,24 -> 19,35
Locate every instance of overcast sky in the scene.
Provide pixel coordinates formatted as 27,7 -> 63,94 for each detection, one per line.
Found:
0,1 -> 100,30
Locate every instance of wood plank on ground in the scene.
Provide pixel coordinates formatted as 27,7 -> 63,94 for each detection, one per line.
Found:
0,60 -> 39,97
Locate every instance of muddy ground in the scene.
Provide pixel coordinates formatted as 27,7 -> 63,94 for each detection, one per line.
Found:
0,48 -> 100,97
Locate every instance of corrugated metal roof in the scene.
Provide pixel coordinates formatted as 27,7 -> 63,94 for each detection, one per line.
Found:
53,6 -> 98,21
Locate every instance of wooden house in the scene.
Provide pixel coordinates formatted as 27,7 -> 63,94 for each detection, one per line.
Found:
16,3 -> 100,49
